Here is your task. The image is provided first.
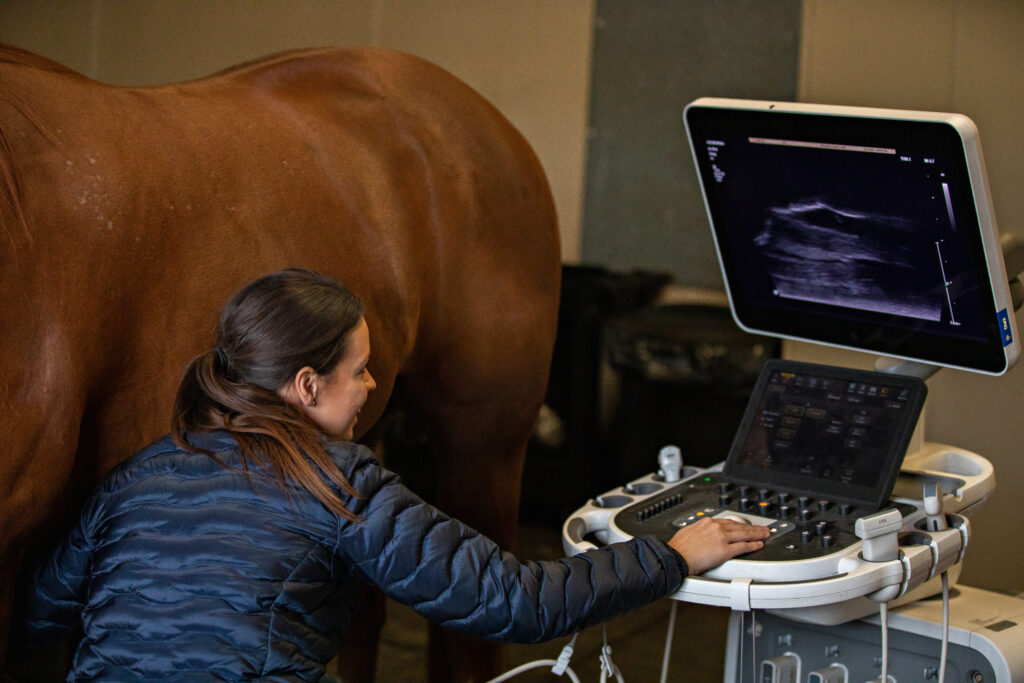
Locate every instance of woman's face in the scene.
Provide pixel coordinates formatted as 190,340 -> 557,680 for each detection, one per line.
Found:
305,317 -> 376,441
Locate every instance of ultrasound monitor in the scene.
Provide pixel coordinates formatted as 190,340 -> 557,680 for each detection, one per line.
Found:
684,98 -> 1020,375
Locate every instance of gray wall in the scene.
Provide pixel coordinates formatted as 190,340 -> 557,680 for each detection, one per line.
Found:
582,1 -> 801,288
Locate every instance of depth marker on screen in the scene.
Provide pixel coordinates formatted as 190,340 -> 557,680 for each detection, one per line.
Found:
935,241 -> 959,326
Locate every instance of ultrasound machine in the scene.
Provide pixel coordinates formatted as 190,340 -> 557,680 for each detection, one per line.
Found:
561,99 -> 1024,682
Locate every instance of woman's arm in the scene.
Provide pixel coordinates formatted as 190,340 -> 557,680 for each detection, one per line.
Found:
333,447 -> 762,643
20,499 -> 97,650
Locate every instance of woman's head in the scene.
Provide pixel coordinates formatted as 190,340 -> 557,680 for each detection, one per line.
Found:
218,268 -> 365,395
277,316 -> 376,441
171,268 -> 373,519
215,268 -> 376,441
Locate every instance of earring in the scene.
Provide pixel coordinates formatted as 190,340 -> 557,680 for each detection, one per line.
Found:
307,397 -> 317,408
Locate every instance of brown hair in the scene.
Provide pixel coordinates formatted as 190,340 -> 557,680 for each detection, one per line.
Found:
171,268 -> 364,520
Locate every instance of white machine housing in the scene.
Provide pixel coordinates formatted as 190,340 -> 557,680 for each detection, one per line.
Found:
562,444 -> 990,625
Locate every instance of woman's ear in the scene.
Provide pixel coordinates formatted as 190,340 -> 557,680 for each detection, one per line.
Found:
281,366 -> 319,408
295,367 -> 320,407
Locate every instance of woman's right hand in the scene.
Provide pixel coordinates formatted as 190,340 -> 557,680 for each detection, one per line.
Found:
667,517 -> 770,575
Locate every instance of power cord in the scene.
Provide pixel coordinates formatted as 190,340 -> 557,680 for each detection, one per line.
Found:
483,633 -> 581,683
750,609 -> 758,683
598,625 -> 626,683
658,600 -> 678,683
938,571 -> 949,683
879,601 -> 890,683
924,481 -> 951,683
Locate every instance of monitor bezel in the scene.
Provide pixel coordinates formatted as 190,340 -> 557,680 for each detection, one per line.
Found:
684,97 -> 1020,376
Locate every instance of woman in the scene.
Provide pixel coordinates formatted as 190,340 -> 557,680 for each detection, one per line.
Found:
22,269 -> 768,680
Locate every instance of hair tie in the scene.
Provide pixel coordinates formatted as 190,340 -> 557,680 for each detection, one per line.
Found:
214,346 -> 229,368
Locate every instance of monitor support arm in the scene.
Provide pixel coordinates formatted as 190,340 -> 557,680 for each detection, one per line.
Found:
1002,232 -> 1024,312
874,356 -> 940,380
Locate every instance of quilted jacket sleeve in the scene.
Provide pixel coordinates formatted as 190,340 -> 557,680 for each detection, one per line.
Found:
333,446 -> 688,644
21,494 -> 100,650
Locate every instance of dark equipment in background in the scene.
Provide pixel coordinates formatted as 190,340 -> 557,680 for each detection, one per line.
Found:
521,265 -> 778,525
605,304 -> 778,483
521,265 -> 668,525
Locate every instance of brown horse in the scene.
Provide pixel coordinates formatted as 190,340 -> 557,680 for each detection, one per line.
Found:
0,44 -> 560,680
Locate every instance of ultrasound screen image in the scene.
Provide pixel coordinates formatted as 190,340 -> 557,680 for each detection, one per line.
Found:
696,126 -> 994,346
755,199 -> 943,322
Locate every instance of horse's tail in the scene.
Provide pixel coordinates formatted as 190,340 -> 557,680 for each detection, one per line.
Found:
0,124 -> 31,245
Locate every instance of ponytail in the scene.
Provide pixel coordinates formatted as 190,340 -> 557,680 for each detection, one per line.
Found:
170,269 -> 365,521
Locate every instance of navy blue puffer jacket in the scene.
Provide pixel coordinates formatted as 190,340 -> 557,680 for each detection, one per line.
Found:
24,432 -> 687,680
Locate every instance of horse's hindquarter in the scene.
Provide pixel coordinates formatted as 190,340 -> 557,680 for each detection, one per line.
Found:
231,48 -> 562,437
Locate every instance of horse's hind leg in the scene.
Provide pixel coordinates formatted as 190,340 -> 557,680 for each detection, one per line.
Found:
408,311 -> 557,682
424,400 -> 539,682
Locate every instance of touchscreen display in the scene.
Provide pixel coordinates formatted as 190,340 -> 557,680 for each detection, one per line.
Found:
723,359 -> 926,509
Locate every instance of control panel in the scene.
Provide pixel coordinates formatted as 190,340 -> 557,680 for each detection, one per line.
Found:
615,473 -> 918,565
562,442 -> 990,623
